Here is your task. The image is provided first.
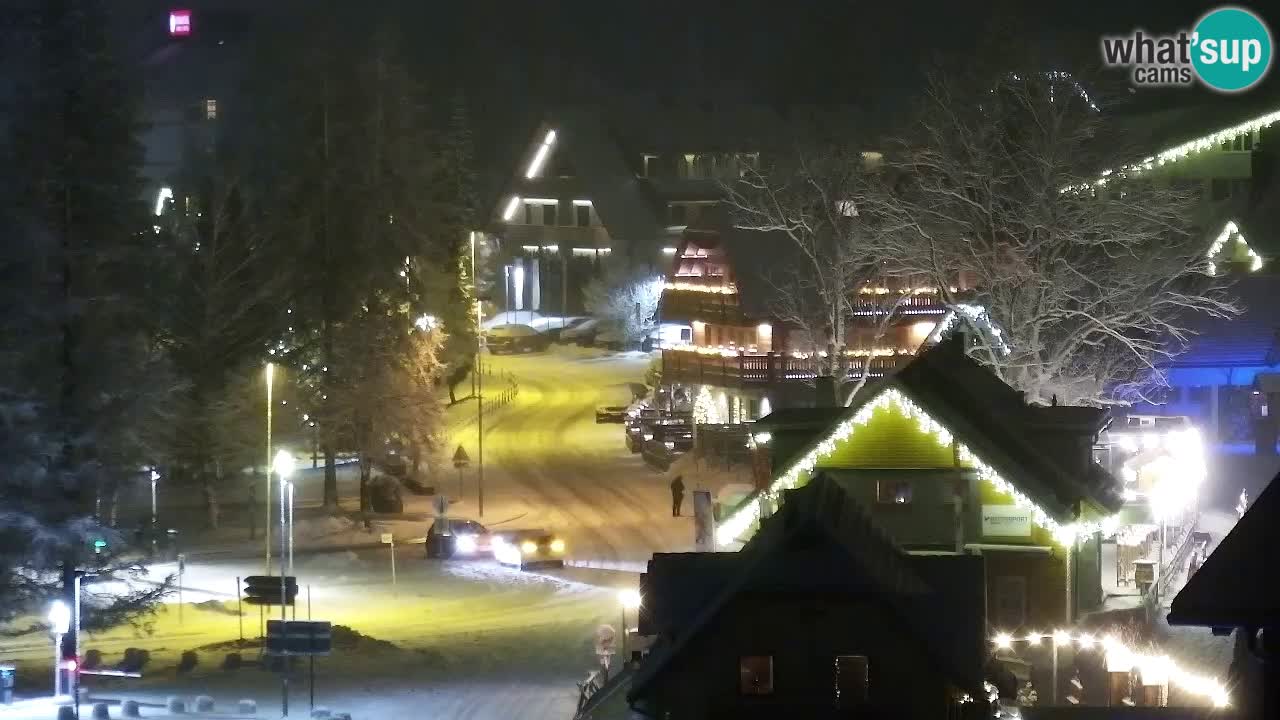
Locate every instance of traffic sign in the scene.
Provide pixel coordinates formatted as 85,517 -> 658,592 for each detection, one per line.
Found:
380,533 -> 393,544
266,620 -> 332,656
452,445 -> 470,468
243,575 -> 298,606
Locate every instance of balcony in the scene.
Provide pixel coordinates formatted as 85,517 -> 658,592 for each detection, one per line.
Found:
662,349 -> 908,388
499,223 -> 612,251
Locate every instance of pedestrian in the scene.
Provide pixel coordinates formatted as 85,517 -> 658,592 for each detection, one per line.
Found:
670,475 -> 685,517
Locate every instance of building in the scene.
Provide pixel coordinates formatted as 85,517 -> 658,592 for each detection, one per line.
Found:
628,473 -> 988,720
656,215 -> 959,422
1095,99 -> 1280,449
1167,471 -> 1280,720
723,335 -> 1124,630
484,104 -> 864,318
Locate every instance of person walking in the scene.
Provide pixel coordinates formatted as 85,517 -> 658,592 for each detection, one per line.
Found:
670,475 -> 685,517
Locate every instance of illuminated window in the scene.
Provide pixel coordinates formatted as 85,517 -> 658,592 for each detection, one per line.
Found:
834,655 -> 869,706
876,479 -> 912,505
205,98 -> 217,120
169,9 -> 192,37
739,655 -> 773,695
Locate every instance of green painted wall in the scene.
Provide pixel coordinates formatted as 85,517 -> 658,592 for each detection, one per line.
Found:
815,405 -> 966,470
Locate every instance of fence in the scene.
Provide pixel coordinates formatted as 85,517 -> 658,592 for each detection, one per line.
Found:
662,349 -> 905,388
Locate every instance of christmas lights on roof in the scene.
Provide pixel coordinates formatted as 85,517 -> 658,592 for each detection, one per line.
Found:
1205,220 -> 1263,275
715,387 -> 1114,546
1065,108 -> 1280,192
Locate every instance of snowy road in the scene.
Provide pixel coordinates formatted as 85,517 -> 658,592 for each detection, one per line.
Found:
2,347 -> 684,720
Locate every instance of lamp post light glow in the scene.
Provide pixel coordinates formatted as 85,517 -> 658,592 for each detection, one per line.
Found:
48,600 -> 70,696
618,589 -> 642,660
273,448 -> 295,716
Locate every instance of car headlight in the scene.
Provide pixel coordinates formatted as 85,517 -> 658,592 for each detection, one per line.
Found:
550,538 -> 565,553
455,535 -> 477,554
520,540 -> 538,554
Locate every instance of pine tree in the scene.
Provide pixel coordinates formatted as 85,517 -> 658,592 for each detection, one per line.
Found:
0,0 -> 169,632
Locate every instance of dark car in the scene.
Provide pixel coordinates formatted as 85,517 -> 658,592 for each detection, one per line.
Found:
492,529 -> 566,570
561,318 -> 600,346
485,324 -> 550,354
595,405 -> 628,423
425,518 -> 493,559
540,316 -> 588,341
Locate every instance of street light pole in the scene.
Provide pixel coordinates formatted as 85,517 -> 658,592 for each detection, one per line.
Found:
265,363 -> 274,575
472,231 -> 485,519
272,449 -> 295,718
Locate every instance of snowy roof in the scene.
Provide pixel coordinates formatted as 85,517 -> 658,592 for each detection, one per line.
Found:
629,474 -> 986,702
1171,274 -> 1280,369
1168,471 -> 1280,630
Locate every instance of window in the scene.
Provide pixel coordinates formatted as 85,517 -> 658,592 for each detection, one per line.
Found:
1221,131 -> 1259,152
680,327 -> 692,342
543,203 -> 558,226
679,154 -> 695,179
993,576 -> 1027,628
739,655 -> 773,695
524,203 -> 537,225
834,655 -> 869,706
668,203 -> 687,226
876,479 -> 913,504
204,98 -> 218,120
576,205 -> 591,227
737,152 -> 760,176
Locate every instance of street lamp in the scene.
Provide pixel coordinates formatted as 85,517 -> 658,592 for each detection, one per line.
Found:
471,231 -> 485,518
48,601 -> 70,697
618,589 -> 642,661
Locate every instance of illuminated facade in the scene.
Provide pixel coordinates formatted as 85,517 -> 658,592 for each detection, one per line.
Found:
657,220 -> 956,421
485,105 -> 786,316
731,336 -> 1124,629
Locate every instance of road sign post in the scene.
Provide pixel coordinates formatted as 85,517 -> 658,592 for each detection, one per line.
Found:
381,534 -> 396,587
452,445 -> 470,499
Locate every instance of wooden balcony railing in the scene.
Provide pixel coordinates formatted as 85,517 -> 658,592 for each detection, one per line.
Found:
662,349 -> 908,387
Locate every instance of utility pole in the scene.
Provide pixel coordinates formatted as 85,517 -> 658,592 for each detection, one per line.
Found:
265,363 -> 273,574
472,232 -> 485,518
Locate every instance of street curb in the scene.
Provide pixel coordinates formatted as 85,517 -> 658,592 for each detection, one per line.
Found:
564,559 -> 647,574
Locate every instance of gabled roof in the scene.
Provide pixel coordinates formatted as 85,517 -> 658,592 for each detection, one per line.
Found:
1171,274 -> 1280,369
630,474 -> 986,702
717,336 -> 1122,546
1168,472 -> 1280,630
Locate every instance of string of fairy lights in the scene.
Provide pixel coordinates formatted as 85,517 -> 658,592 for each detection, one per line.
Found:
714,387 -> 1117,546
990,630 -> 1229,708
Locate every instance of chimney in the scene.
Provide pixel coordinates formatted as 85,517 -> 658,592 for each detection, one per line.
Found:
815,376 -> 837,407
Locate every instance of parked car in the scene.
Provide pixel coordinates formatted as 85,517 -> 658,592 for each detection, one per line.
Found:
380,438 -> 408,477
492,529 -> 566,570
561,318 -> 600,346
596,405 -> 629,423
482,310 -> 545,331
485,324 -> 550,354
594,327 -> 626,350
425,518 -> 493,559
538,316 -> 588,341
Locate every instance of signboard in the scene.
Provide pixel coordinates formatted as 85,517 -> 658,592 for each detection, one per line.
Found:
982,505 -> 1033,538
266,620 -> 332,656
452,445 -> 470,468
168,9 -> 192,37
380,533 -> 393,545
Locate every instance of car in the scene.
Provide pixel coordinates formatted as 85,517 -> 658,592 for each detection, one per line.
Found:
561,318 -> 600,345
380,438 -> 409,477
425,518 -> 493,559
537,316 -> 588,342
492,529 -> 566,570
596,405 -> 628,423
594,327 -> 627,350
484,324 -> 550,354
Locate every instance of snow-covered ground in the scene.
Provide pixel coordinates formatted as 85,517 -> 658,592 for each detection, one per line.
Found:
1,347 -> 679,720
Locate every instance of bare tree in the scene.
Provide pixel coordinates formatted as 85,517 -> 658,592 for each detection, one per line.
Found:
864,71 -> 1237,405
724,145 -> 918,398
583,262 -> 664,343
